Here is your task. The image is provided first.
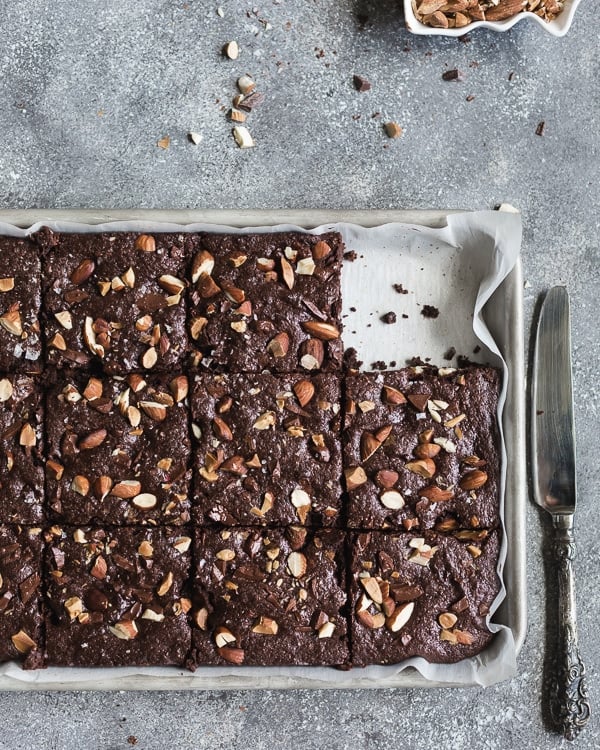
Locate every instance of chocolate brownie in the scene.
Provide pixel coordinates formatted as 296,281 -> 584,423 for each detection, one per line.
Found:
44,526 -> 192,667
45,373 -> 191,525
188,527 -> 348,667
350,529 -> 500,665
343,367 -> 501,531
0,236 -> 42,372
0,375 -> 45,523
36,228 -> 190,373
191,373 -> 343,526
0,525 -> 44,668
188,232 -> 343,372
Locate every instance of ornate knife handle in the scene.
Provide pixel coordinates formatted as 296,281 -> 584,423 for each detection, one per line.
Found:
551,515 -> 591,741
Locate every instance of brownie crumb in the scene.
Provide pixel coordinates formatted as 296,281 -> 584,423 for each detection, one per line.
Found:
421,305 -> 440,319
473,345 -> 481,354
344,250 -> 358,262
349,306 -> 357,312
393,283 -> 409,294
127,738 -> 138,747
457,355 -> 477,368
402,314 -> 409,319
353,74 -> 371,92
344,347 -> 363,371
443,346 -> 456,360
371,360 -> 386,371
380,311 -> 397,325
389,360 -> 396,368
406,356 -> 428,367
442,69 -> 464,82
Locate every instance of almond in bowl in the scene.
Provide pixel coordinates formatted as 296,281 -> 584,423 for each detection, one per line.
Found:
405,0 -> 581,36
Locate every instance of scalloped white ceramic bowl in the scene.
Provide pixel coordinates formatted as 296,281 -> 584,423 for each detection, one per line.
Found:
404,0 -> 582,37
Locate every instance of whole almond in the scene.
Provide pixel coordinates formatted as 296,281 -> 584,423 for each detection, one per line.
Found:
414,443 -> 441,459
293,379 -> 315,407
312,240 -> 332,260
135,234 -> 156,252
218,646 -> 245,664
111,480 -> 142,498
419,485 -> 454,502
170,375 -> 188,402
485,0 -> 527,21
459,470 -> 488,491
301,321 -> 340,341
375,469 -> 399,488
405,458 -> 436,478
78,429 -> 107,450
70,258 -> 95,285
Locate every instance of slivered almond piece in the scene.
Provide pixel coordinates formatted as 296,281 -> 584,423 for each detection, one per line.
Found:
267,332 -> 289,358
0,310 -> 22,336
141,347 -> 158,369
11,630 -> 36,653
132,493 -> 157,509
287,551 -> 307,578
157,571 -> 174,596
280,257 -> 295,289
252,616 -> 279,635
139,400 -> 168,421
253,411 -> 276,430
109,620 -> 138,640
19,423 -> 36,447
386,601 -> 415,632
360,576 -> 383,604
344,466 -> 367,490
158,274 -> 185,294
192,250 -> 215,282
54,310 -> 73,329
0,379 -> 13,402
71,476 -> 90,496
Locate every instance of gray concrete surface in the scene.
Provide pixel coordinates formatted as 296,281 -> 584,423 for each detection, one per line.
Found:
0,1 -> 598,748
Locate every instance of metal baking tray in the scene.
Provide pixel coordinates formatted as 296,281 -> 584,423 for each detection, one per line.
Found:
0,209 -> 526,690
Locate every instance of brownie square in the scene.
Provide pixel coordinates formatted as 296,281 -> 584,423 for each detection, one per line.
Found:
350,529 -> 500,666
188,232 -> 343,373
0,236 -> 42,372
343,367 -> 501,531
36,228 -> 190,373
0,525 -> 44,668
191,372 -> 343,526
0,375 -> 45,523
188,527 -> 348,667
45,373 -> 191,525
44,526 -> 192,667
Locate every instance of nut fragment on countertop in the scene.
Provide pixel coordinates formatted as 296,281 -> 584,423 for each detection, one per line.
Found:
384,122 -> 402,139
232,125 -> 254,149
223,40 -> 239,59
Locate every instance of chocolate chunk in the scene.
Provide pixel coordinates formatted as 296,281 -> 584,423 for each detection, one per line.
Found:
380,312 -> 397,325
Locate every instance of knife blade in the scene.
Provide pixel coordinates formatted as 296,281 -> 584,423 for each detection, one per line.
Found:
531,286 -> 590,741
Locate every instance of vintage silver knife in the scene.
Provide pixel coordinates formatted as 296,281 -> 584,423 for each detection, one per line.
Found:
531,286 -> 590,740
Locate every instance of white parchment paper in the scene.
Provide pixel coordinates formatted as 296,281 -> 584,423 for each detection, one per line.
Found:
0,210 -> 522,688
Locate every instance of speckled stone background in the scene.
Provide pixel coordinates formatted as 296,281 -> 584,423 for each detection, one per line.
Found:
0,1 -> 598,748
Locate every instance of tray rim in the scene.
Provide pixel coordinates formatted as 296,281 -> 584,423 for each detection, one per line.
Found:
0,208 -> 526,690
